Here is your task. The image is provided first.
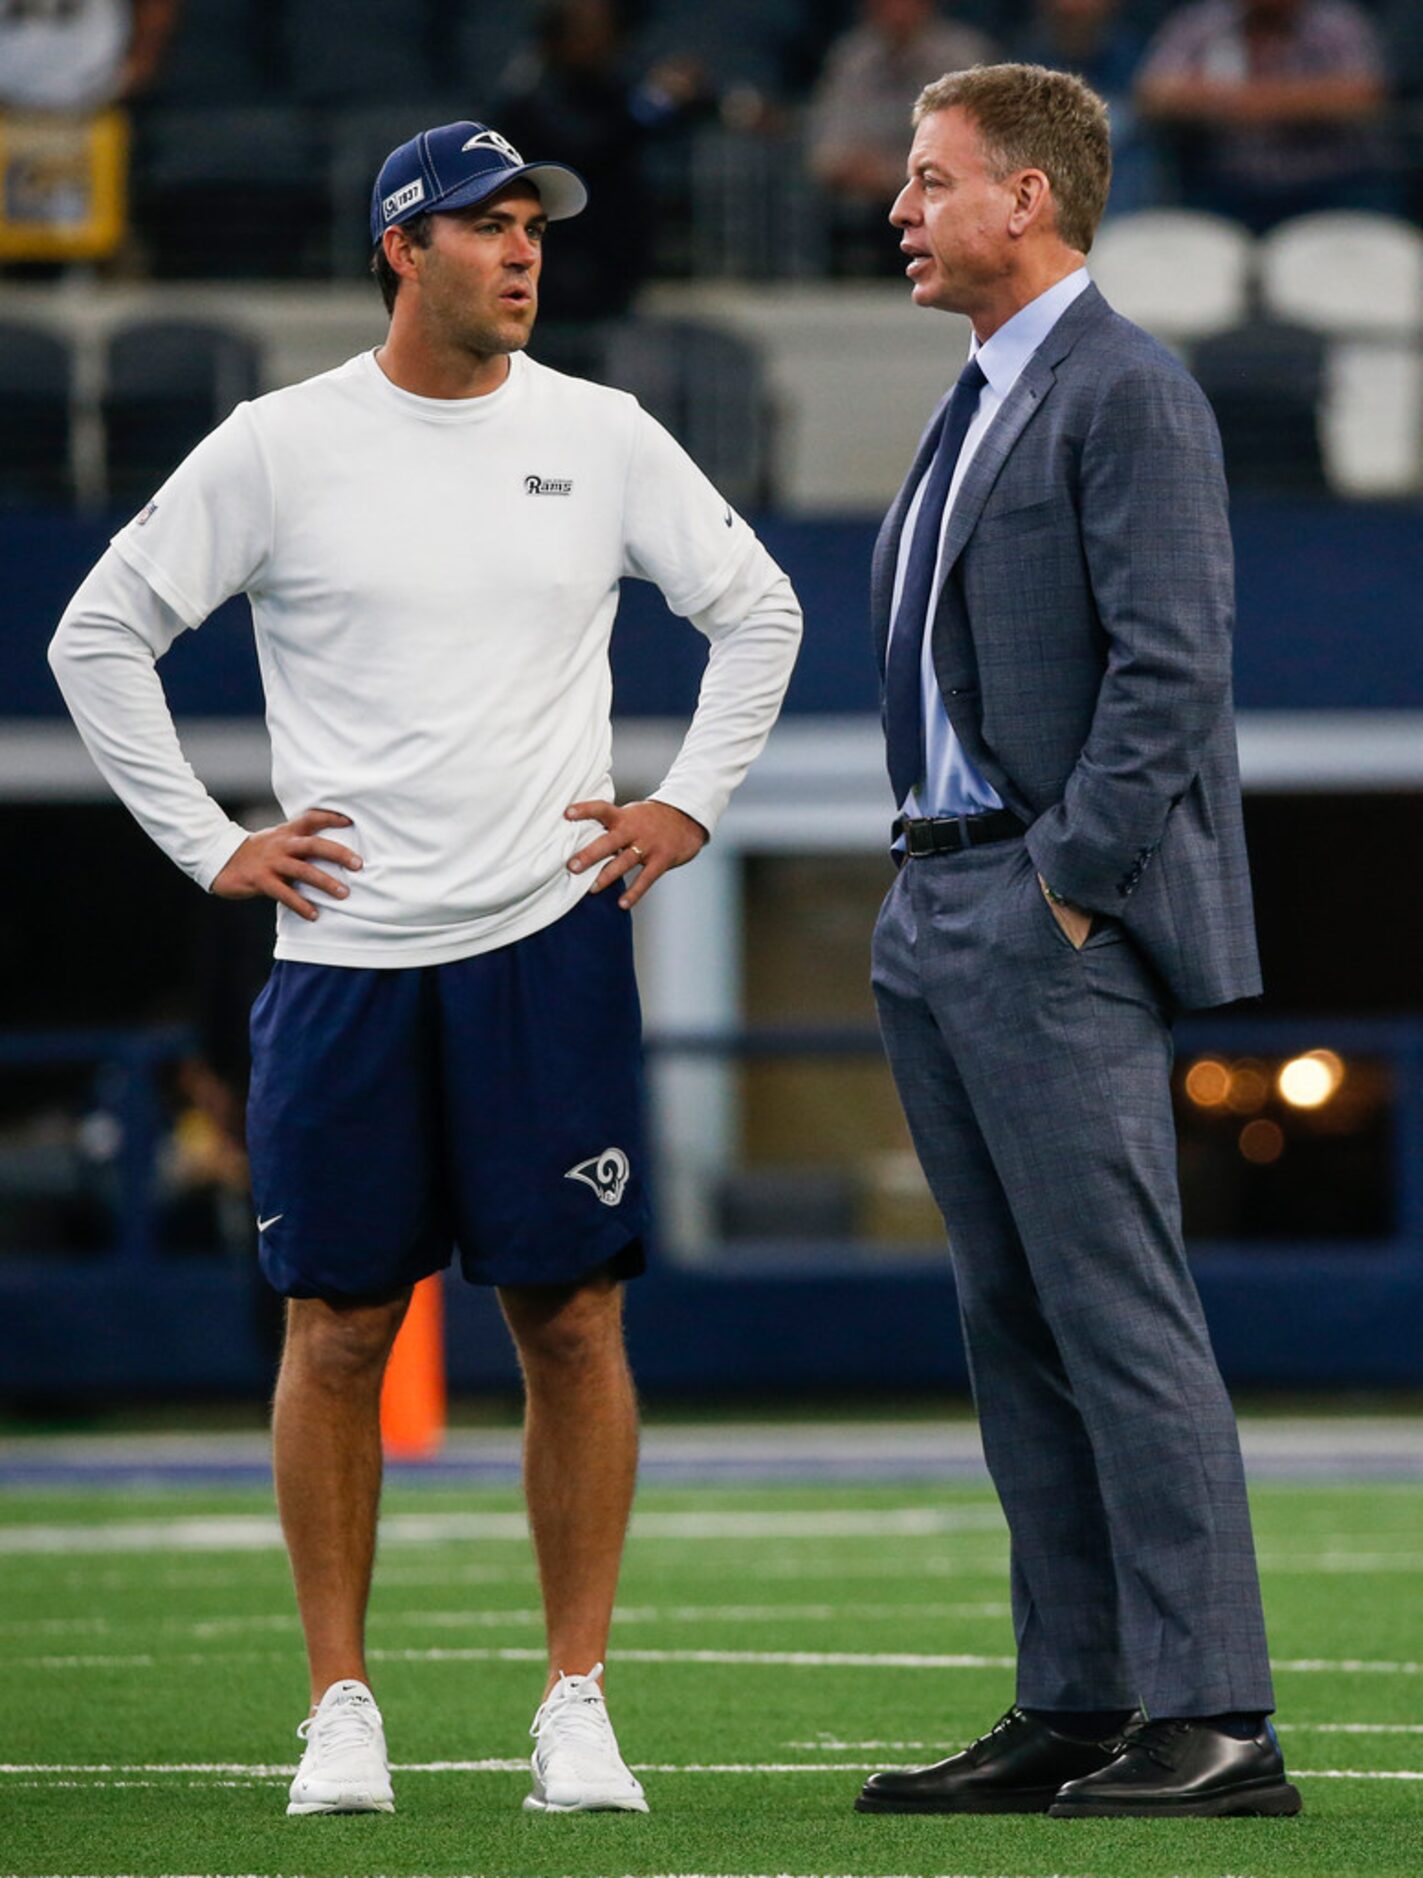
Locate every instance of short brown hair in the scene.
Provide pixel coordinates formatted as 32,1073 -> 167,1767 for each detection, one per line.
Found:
370,212 -> 434,314
914,63 -> 1111,254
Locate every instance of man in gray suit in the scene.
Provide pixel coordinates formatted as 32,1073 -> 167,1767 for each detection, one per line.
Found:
855,64 -> 1300,1819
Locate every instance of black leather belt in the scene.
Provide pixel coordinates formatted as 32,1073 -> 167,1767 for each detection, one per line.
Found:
895,808 -> 1026,858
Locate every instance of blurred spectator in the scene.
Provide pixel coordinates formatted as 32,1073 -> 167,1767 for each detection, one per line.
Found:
0,0 -> 181,110
1015,1 -> 1161,213
162,1056 -> 252,1256
494,0 -> 710,324
809,0 -> 997,272
1136,0 -> 1393,232
0,1 -> 180,278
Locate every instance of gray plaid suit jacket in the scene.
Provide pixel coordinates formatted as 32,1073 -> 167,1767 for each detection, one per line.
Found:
872,282 -> 1261,1011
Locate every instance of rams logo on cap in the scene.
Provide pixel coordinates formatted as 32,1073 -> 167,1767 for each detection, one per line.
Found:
462,128 -> 523,164
382,178 -> 426,221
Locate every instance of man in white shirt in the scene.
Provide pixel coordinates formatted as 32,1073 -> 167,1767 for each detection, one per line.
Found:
49,120 -> 801,1820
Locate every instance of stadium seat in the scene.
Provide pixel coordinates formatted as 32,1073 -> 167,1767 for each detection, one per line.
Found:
102,321 -> 262,507
1191,320 -> 1328,494
1384,0 -> 1423,101
1321,341 -> 1423,498
132,107 -> 330,278
1089,209 -> 1254,344
0,322 -> 74,507
449,0 -> 543,103
147,0 -> 274,104
688,124 -> 830,280
601,318 -> 768,509
1259,212 -> 1423,337
283,0 -> 437,104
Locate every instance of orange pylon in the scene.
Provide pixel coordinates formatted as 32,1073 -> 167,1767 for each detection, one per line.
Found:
381,1272 -> 446,1460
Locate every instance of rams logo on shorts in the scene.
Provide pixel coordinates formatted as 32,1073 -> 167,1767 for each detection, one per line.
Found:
565,1148 -> 630,1206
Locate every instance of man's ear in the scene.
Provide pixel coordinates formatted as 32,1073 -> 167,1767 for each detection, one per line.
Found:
1007,168 -> 1052,238
383,224 -> 423,287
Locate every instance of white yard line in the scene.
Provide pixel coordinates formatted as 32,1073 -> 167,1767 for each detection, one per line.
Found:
5,1518 -> 1420,1578
0,1616 -> 113,1635
17,1654 -> 161,1669
366,1646 -> 1423,1677
1257,1553 -> 1423,1573
789,1741 -> 966,1751
0,1600 -> 1011,1640
1295,1768 -> 1423,1780
1285,1722 -> 1423,1733
11,1642 -> 1423,1676
0,1758 -> 1415,1781
369,1647 -> 1023,1670
41,1562 -> 533,1593
25,1554 -> 1007,1591
1276,1658 -> 1423,1674
0,1506 -> 1005,1556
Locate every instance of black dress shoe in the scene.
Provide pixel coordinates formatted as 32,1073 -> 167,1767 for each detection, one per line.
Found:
1048,1717 -> 1303,1817
854,1706 -> 1124,1815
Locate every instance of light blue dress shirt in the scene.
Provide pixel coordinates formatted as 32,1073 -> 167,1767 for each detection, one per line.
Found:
891,267 -> 1091,820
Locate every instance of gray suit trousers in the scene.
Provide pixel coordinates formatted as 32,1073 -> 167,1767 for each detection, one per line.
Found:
872,838 -> 1275,1716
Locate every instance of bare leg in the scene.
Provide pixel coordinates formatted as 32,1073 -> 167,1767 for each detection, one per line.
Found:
499,1271 -> 639,1698
271,1290 -> 410,1705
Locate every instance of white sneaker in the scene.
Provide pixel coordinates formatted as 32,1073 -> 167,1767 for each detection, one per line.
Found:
286,1678 -> 395,1815
524,1662 -> 649,1814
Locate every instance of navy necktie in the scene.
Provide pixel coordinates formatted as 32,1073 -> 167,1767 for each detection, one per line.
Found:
885,355 -> 987,810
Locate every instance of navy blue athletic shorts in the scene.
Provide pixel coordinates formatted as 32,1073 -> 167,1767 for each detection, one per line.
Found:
246,887 -> 648,1300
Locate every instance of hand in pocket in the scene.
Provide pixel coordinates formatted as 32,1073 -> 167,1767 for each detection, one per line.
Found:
1038,874 -> 1093,949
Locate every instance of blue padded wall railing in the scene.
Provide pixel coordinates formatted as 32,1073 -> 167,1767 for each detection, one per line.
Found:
0,1016 -> 1419,1401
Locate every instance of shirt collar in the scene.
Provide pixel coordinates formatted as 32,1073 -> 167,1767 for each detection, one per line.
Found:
969,267 -> 1091,399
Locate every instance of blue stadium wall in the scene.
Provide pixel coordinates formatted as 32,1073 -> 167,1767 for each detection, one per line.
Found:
3,1247 -> 1421,1404
3,497 -> 1423,1401
7,498 -> 1423,717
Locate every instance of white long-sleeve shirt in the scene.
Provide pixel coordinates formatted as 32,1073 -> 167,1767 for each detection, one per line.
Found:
50,348 -> 801,967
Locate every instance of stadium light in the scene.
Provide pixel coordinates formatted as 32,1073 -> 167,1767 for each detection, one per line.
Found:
1225,1060 -> 1270,1114
1278,1049 -> 1345,1110
1184,1057 -> 1231,1107
1239,1118 -> 1285,1165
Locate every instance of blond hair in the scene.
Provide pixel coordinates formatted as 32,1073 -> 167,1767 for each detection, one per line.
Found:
914,63 -> 1111,254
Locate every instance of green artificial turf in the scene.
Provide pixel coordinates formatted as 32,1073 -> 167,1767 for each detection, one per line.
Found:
1,1475 -> 1419,1877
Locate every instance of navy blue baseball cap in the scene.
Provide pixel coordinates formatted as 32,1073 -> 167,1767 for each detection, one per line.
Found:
370,121 -> 588,246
